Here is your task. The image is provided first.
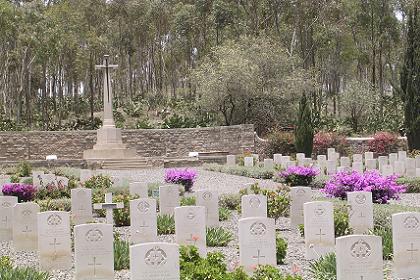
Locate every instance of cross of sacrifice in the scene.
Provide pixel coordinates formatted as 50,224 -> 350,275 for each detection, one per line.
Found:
252,249 -> 266,265
316,228 -> 326,242
88,256 -> 102,277
93,193 -> 124,224
50,238 -> 61,260
407,242 -> 418,262
95,55 -> 118,127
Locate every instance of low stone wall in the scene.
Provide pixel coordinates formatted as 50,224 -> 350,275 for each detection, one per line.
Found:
0,124 -> 255,161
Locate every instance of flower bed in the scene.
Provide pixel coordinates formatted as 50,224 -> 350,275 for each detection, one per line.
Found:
279,166 -> 318,186
165,168 -> 197,192
2,183 -> 37,202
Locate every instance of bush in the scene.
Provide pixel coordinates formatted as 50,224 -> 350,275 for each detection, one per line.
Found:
397,177 -> 420,193
15,161 -> 32,177
220,193 -> 241,211
373,203 -> 419,230
2,183 -> 37,202
113,193 -> 134,227
371,226 -> 393,260
313,131 -> 348,156
35,181 -> 70,200
322,171 -> 406,204
165,169 -> 197,193
276,234 -> 287,265
206,227 -> 233,247
181,196 -> 196,206
368,132 -> 399,155
36,198 -> 72,212
84,175 -> 112,190
309,253 -> 336,280
264,130 -> 296,157
295,93 -> 314,157
279,166 -> 318,186
114,234 -> 129,270
251,265 -> 303,280
219,207 -> 232,221
264,189 -> 290,220
157,214 -> 175,235
0,266 -> 50,280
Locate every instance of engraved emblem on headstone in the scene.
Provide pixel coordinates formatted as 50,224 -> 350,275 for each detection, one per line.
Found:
1,201 -> 12,208
47,213 -> 62,226
77,189 -> 86,199
404,216 -> 419,229
249,197 -> 261,208
249,222 -> 267,236
22,209 -> 32,217
187,210 -> 195,220
144,246 -> 167,266
314,205 -> 325,216
350,239 -> 372,258
355,194 -> 366,204
85,229 -> 103,242
296,189 -> 306,196
202,191 -> 212,201
137,201 -> 150,213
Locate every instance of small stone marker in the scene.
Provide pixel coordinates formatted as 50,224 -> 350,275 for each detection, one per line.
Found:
174,206 -> 207,256
353,154 -> 363,162
130,198 -> 157,244
303,201 -> 335,260
226,155 -> 236,166
336,235 -> 383,280
56,176 -> 69,188
347,191 -> 373,234
111,175 -> 128,188
244,156 -> 254,167
417,168 -> 420,177
129,182 -> 148,198
389,153 -> 398,166
273,154 -> 282,164
406,158 -> 417,177
327,148 -> 336,160
327,160 -> 337,175
71,188 -> 93,225
195,190 -> 219,227
38,211 -> 72,270
296,153 -> 305,166
0,196 -> 18,241
399,150 -> 407,161
394,161 -> 406,176
377,156 -> 388,172
40,174 -> 57,188
159,185 -> 180,216
381,165 -> 394,176
317,155 -> 327,175
352,162 -> 364,173
241,194 -> 267,218
392,212 -> 420,278
364,152 -> 374,160
13,202 -> 40,251
340,157 -> 351,168
263,158 -> 274,169
130,242 -> 180,280
365,159 -> 377,171
239,217 -> 276,273
94,193 -> 124,224
75,223 -> 114,280
32,171 -> 44,188
281,156 -> 291,168
290,187 -> 312,227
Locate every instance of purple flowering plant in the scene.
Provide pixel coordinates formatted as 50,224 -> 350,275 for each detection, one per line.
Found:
165,168 -> 197,192
279,166 -> 318,186
322,170 -> 406,204
2,183 -> 37,202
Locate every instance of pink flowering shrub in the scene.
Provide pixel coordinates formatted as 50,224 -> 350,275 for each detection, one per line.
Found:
322,171 -> 406,204
313,131 -> 348,155
2,183 -> 37,202
165,169 -> 197,192
279,166 -> 318,186
368,132 -> 399,155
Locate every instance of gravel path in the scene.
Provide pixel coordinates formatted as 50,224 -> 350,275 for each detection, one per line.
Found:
2,168 -> 420,279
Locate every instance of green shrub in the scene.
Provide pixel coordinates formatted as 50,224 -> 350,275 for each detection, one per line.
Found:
0,264 -> 50,280
15,161 -> 32,177
84,175 -> 112,190
276,234 -> 287,265
373,203 -> 420,230
219,207 -> 231,221
397,177 -> 420,193
36,198 -> 72,212
35,183 -> 71,200
251,265 -> 303,280
0,256 -> 12,268
181,196 -> 196,206
263,189 -> 290,221
114,234 -> 129,270
206,227 -> 233,247
310,175 -> 329,189
158,214 -> 175,235
220,193 -> 241,211
264,130 -> 297,158
309,253 -> 336,280
333,204 -> 352,237
21,177 -> 33,185
147,182 -> 160,197
371,226 -> 393,260
10,174 -> 19,183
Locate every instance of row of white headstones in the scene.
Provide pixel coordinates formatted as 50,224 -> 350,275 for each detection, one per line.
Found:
228,149 -> 420,177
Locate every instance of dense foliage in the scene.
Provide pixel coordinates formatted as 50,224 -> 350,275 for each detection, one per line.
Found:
165,169 -> 197,192
279,166 -> 318,186
1,183 -> 37,202
295,94 -> 313,157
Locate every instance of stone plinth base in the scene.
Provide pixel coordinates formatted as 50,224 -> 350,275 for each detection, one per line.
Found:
83,147 -> 137,160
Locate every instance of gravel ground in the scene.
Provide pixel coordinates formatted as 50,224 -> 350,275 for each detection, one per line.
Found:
2,168 -> 420,279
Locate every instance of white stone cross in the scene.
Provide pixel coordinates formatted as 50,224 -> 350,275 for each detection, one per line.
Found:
93,193 -> 124,224
95,55 -> 118,127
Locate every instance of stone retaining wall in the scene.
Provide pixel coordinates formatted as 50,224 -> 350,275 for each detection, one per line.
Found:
0,125 -> 255,160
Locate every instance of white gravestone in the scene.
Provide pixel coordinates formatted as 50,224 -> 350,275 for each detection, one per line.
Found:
239,217 -> 276,273
327,148 -> 336,160
303,201 -> 335,260
281,156 -> 291,168
290,187 -> 312,227
57,176 -> 69,188
353,154 -> 363,162
285,160 -> 296,168
111,175 -> 128,188
392,212 -> 420,278
273,154 -> 282,164
347,191 -> 373,234
174,206 -> 207,256
241,194 -> 267,218
417,168 -> 420,177
129,182 -> 148,198
296,153 -> 305,166
13,202 -> 39,251
130,242 -> 180,280
195,190 -> 219,228
38,211 -> 72,270
406,158 -> 416,177
130,198 -> 157,244
71,188 -> 93,225
336,235 -> 383,280
226,155 -> 236,166
263,159 -> 274,169
80,169 -> 94,184
40,174 -> 57,188
352,162 -> 364,173
364,152 -> 374,160
75,224 -> 114,280
365,159 -> 377,171
159,185 -> 180,216
394,161 -> 406,176
340,157 -> 351,168
389,153 -> 398,166
94,193 -> 124,224
416,155 -> 420,168
377,156 -> 388,173
399,150 -> 407,161
327,160 -> 337,175
317,155 -> 327,175
32,171 -> 44,188
0,196 -> 18,241
244,157 -> 254,167
382,165 -> 394,176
